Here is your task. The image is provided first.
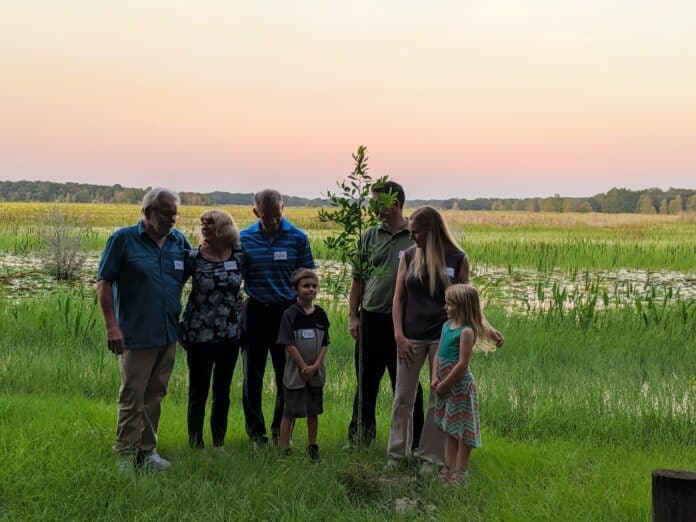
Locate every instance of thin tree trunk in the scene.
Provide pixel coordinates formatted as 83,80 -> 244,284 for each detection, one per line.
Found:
356,306 -> 364,442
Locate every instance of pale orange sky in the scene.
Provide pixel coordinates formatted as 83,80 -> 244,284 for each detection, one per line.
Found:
1,1 -> 695,198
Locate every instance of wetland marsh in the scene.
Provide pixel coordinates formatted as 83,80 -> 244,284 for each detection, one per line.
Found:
0,203 -> 694,521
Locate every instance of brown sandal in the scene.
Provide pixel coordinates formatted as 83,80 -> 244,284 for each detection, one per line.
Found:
438,466 -> 451,482
448,470 -> 471,486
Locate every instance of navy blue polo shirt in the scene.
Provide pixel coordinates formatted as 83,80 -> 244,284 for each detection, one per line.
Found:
97,221 -> 191,349
241,218 -> 314,303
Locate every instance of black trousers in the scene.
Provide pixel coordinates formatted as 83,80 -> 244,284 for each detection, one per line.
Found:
242,298 -> 294,441
186,341 -> 240,448
348,311 -> 425,449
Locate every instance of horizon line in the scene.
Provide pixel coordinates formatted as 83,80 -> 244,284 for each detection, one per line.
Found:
1,178 -> 695,202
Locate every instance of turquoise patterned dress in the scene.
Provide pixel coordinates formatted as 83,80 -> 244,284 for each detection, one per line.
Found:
433,321 -> 481,447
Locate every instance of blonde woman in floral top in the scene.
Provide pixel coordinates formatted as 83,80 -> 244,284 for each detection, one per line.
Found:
179,210 -> 245,452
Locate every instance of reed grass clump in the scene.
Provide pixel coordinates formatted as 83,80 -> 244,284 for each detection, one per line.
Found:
37,208 -> 94,281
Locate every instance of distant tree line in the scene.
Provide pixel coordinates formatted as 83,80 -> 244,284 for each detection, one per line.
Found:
0,181 -> 330,207
412,187 -> 696,214
1,180 -> 695,213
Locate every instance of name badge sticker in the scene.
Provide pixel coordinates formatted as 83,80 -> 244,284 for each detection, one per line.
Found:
174,260 -> 184,270
274,250 -> 288,261
301,329 -> 316,339
446,266 -> 455,278
224,260 -> 238,271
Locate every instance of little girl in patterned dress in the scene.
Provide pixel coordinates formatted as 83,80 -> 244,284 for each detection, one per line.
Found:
432,283 -> 490,484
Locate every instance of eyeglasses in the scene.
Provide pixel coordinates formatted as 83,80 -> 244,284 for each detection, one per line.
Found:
154,209 -> 180,219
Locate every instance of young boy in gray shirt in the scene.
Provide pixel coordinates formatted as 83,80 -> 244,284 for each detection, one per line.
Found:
276,268 -> 329,462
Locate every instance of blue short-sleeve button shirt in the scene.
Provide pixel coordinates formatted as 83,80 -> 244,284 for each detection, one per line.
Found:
97,221 -> 191,349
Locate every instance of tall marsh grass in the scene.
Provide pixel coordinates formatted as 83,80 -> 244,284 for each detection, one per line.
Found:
1,291 -> 692,445
2,203 -> 695,270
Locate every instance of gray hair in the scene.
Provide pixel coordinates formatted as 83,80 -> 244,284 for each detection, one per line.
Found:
141,187 -> 180,213
254,189 -> 283,208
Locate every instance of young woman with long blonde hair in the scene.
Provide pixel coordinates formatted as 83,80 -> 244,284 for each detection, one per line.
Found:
387,206 -> 503,470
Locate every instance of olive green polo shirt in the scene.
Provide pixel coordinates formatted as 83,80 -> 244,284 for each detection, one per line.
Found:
356,222 -> 413,314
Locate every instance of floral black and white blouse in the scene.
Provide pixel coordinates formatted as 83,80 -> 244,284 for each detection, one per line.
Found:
179,247 -> 245,346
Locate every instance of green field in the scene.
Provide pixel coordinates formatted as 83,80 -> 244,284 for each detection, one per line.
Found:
0,204 -> 695,520
2,203 -> 696,271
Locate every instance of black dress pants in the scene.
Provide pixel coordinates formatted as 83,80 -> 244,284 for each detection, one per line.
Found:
242,298 -> 294,441
348,310 -> 425,449
186,341 -> 240,448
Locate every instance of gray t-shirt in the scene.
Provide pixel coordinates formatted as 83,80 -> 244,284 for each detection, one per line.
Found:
277,303 -> 330,390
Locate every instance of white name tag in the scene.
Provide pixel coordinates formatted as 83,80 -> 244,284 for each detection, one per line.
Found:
446,266 -> 455,278
174,260 -> 184,270
274,250 -> 288,261
301,329 -> 316,339
224,260 -> 238,271
398,250 -> 405,259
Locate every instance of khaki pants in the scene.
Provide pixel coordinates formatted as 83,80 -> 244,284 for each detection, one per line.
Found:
387,338 -> 445,465
113,343 -> 176,456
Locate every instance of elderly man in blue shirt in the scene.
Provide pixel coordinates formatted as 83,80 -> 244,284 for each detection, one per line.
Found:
241,189 -> 315,447
97,187 -> 191,471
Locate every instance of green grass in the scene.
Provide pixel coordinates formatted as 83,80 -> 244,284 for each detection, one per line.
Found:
1,394 -> 689,521
1,290 -> 694,520
3,228 -> 693,271
446,221 -> 696,271
3,213 -> 696,271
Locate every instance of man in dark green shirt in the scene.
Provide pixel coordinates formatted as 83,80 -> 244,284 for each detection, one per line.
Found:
347,181 -> 424,447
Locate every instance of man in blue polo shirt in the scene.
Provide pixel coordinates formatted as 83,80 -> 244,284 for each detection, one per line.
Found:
241,189 -> 314,447
97,187 -> 190,471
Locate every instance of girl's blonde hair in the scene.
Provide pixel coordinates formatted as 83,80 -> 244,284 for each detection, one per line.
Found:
198,209 -> 240,249
408,206 -> 462,296
445,284 -> 483,339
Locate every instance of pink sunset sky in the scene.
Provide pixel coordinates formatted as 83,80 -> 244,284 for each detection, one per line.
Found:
1,1 -> 695,199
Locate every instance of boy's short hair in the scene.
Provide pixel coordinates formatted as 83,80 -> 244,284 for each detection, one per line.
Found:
291,268 -> 319,289
372,180 -> 405,208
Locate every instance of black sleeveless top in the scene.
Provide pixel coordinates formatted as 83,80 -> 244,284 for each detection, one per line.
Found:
402,245 -> 466,340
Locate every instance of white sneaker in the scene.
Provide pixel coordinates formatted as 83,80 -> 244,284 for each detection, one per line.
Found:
144,452 -> 171,471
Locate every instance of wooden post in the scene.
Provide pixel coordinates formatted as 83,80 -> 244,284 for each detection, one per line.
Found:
652,469 -> 696,522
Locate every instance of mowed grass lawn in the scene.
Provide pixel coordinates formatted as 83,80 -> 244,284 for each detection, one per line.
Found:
1,294 -> 694,521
